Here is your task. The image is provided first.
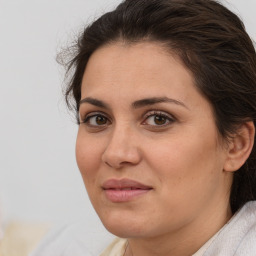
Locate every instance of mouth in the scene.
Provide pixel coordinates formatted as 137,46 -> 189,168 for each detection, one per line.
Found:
102,178 -> 153,202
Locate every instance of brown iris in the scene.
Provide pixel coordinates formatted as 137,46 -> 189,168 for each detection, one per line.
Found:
154,115 -> 167,125
96,115 -> 107,125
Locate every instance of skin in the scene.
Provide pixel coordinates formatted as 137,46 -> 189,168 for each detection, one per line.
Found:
76,42 -> 234,256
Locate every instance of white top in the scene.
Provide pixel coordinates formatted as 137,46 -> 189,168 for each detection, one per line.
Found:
30,201 -> 256,256
98,230 -> 219,256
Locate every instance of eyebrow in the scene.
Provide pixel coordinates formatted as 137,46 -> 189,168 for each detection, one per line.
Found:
79,97 -> 110,109
79,96 -> 188,109
132,97 -> 188,109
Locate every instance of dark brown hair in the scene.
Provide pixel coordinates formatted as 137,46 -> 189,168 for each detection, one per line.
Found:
60,0 -> 256,213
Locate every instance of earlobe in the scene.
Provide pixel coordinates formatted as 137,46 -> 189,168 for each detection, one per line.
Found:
224,121 -> 255,172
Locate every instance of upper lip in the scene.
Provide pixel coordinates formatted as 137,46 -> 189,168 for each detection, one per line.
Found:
102,178 -> 152,190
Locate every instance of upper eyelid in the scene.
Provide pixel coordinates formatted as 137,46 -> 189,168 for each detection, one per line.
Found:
80,111 -> 111,123
142,110 -> 176,120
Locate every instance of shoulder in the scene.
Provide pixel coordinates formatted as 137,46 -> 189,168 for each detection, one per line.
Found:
99,238 -> 127,256
234,201 -> 256,255
29,221 -> 114,256
203,201 -> 256,256
29,223 -> 92,256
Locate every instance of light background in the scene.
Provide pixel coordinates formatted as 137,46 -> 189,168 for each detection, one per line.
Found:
0,0 -> 255,253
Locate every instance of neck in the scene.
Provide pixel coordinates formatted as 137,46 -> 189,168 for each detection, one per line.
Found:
125,202 -> 232,256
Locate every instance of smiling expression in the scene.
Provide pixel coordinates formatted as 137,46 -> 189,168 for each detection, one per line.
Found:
76,41 -> 233,239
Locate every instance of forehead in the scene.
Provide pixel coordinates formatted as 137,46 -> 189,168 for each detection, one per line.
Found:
84,41 -> 185,75
81,41 -> 197,100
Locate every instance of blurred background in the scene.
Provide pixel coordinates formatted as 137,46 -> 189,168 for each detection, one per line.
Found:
0,0 -> 255,255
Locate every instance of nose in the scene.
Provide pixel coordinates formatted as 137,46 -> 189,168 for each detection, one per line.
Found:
101,126 -> 142,169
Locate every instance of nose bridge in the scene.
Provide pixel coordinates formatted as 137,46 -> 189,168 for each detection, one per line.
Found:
102,122 -> 141,168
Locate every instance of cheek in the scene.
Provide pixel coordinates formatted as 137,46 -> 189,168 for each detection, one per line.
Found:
75,131 -> 103,185
142,135 -> 224,225
146,130 -> 223,193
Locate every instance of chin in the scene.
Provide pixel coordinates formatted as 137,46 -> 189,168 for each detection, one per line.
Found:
98,210 -> 148,238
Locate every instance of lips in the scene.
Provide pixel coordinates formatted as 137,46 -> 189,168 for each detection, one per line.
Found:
102,178 -> 152,190
102,178 -> 152,202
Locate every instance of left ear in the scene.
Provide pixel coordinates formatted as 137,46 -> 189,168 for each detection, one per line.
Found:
224,121 -> 255,172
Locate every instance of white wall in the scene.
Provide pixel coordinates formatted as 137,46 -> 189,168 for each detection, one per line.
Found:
0,0 -> 255,252
0,0 -> 121,249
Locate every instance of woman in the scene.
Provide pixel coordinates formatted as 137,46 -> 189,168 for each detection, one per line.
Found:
32,0 -> 256,255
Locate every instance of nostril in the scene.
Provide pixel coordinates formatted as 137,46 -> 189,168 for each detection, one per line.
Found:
104,161 -> 113,168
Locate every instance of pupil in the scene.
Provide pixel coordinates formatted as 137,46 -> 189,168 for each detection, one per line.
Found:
154,115 -> 166,125
96,116 -> 106,125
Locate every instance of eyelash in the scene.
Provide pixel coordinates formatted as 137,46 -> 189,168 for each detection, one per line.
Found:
80,110 -> 175,129
81,112 -> 111,127
142,110 -> 175,127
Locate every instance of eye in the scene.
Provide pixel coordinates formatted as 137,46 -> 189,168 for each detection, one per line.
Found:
81,113 -> 110,127
142,111 -> 174,127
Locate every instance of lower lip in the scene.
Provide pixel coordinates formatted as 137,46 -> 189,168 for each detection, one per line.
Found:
104,189 -> 151,202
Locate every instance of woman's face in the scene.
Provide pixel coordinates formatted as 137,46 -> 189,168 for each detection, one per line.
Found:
76,42 -> 232,239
